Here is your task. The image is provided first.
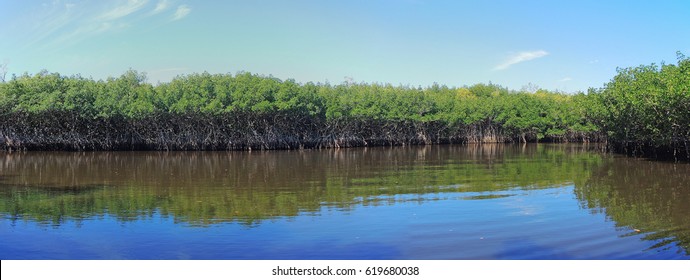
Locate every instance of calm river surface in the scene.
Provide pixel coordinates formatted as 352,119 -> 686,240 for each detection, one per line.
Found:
1,144 -> 689,259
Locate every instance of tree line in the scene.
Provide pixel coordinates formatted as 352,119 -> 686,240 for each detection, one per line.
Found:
591,52 -> 689,160
0,54 -> 687,159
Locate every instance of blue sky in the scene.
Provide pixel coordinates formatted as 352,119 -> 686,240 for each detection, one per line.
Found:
1,0 -> 689,92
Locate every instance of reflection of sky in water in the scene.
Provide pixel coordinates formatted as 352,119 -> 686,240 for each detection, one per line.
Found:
2,187 -> 685,259
1,145 -> 688,259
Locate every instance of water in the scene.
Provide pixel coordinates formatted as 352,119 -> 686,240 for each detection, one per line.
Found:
1,144 -> 688,259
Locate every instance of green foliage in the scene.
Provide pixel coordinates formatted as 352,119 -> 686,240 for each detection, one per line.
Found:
597,53 -> 689,157
0,54 -> 685,155
0,69 -> 602,142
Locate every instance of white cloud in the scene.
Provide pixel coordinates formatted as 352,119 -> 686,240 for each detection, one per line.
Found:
24,0 -> 182,50
589,59 -> 599,64
152,0 -> 169,14
20,1 -> 86,48
52,21 -> 129,46
494,50 -> 549,70
149,67 -> 189,84
558,77 -> 572,82
98,0 -> 149,21
172,5 -> 191,20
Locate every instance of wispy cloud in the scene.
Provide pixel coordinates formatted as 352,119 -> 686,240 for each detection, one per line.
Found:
23,0 -> 188,50
172,5 -> 191,20
558,77 -> 572,82
588,59 -> 599,64
23,1 -> 83,47
494,50 -> 549,70
98,0 -> 149,21
151,0 -> 170,14
54,21 -> 130,46
149,67 -> 189,83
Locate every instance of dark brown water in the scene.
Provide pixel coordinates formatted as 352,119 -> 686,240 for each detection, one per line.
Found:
1,144 -> 688,259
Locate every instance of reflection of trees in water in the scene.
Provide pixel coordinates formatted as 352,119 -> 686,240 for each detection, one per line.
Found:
0,144 -> 603,226
575,157 -> 690,255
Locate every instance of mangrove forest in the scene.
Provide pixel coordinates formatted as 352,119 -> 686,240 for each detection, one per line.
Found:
0,53 -> 688,160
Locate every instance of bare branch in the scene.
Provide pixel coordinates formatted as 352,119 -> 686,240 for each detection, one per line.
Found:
0,60 -> 8,82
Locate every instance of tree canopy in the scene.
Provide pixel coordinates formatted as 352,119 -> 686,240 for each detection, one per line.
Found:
0,54 -> 687,160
